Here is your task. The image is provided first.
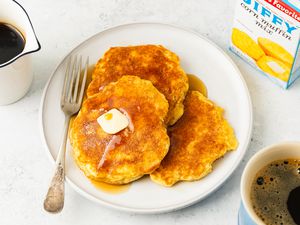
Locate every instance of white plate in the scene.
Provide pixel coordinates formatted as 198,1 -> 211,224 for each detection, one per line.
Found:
40,23 -> 253,214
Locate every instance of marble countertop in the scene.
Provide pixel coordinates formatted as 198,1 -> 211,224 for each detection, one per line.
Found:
1,0 -> 300,224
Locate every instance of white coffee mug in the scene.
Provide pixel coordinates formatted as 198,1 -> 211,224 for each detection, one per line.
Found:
239,142 -> 300,225
0,0 -> 40,105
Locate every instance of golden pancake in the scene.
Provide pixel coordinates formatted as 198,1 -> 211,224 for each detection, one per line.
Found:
150,91 -> 238,187
87,45 -> 188,125
70,76 -> 170,184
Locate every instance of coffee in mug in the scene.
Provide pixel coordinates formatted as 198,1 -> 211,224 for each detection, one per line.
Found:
250,159 -> 300,225
239,142 -> 300,225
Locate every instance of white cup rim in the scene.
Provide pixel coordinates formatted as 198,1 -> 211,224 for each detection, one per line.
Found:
240,141 -> 300,224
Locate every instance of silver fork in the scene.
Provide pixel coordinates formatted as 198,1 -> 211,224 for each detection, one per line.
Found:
43,56 -> 88,213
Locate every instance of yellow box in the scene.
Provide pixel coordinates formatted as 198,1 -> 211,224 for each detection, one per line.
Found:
230,0 -> 300,88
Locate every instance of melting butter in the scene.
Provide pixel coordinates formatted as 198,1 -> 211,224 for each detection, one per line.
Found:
97,108 -> 129,134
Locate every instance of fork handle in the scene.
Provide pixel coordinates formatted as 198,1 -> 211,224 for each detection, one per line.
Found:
43,115 -> 71,213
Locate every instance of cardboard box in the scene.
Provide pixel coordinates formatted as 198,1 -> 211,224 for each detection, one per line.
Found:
230,0 -> 300,88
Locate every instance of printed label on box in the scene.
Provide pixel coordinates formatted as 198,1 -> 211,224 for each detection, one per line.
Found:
230,0 -> 300,88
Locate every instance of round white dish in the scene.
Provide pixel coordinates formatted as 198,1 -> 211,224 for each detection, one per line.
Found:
40,23 -> 253,214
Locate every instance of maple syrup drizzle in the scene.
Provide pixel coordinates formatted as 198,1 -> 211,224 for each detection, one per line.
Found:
119,108 -> 134,132
97,135 -> 122,169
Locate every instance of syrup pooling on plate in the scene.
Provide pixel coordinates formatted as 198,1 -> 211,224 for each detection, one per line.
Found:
187,74 -> 207,97
90,179 -> 130,194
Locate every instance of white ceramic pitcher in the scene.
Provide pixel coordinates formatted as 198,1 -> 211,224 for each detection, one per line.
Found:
0,0 -> 40,105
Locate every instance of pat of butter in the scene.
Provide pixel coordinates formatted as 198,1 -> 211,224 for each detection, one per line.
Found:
267,61 -> 285,74
97,108 -> 129,134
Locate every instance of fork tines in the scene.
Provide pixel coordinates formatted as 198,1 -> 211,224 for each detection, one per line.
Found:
61,56 -> 89,109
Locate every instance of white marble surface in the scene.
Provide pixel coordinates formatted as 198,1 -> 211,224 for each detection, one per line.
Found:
0,0 -> 300,224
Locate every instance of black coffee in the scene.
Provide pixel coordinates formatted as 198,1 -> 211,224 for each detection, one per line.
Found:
287,186 -> 300,225
0,23 -> 25,65
250,159 -> 300,225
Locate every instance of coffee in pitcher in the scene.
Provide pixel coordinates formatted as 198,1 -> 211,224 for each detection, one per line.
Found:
0,22 -> 25,65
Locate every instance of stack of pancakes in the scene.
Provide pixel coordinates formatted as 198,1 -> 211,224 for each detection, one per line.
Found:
70,45 -> 238,187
